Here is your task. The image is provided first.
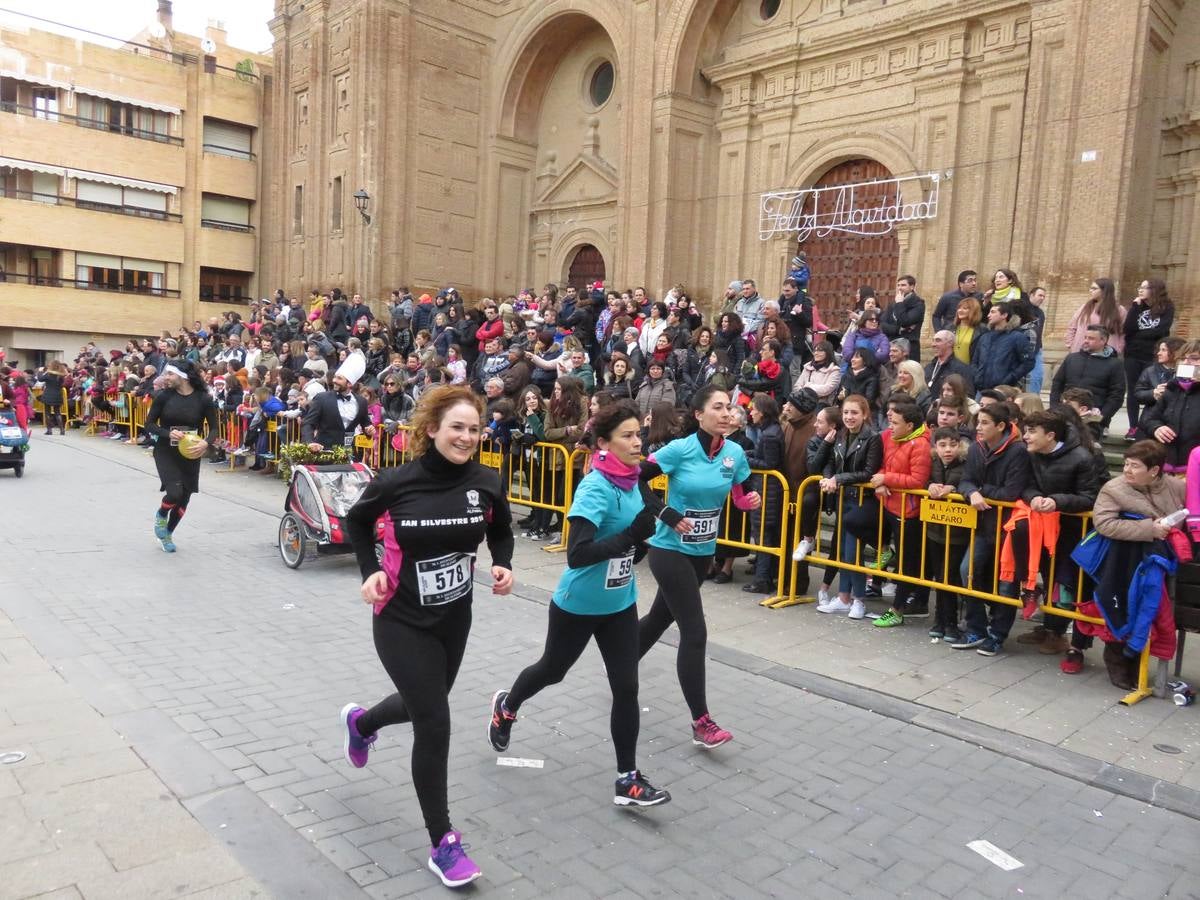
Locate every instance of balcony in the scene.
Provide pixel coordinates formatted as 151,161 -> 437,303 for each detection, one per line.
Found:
198,225 -> 256,272
1,114 -> 184,185
199,151 -> 257,200
0,274 -> 182,336
0,193 -> 183,261
0,188 -> 182,222
0,271 -> 179,298
0,101 -> 182,146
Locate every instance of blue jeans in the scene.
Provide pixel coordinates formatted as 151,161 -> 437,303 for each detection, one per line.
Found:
836,491 -> 875,598
1027,349 -> 1045,394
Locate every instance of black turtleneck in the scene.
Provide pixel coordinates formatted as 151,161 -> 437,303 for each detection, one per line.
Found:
345,446 -> 514,626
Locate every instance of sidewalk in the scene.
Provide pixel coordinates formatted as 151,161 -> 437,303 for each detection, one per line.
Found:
0,611 -> 265,900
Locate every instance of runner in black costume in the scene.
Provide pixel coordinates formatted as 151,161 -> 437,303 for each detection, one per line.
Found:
142,361 -> 219,553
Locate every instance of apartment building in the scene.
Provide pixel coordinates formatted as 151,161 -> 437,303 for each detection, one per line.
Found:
0,2 -> 270,364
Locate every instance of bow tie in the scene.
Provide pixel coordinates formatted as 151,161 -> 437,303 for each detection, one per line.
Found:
338,392 -> 353,400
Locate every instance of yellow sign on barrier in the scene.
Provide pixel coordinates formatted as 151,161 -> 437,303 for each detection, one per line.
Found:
479,451 -> 503,469
920,497 -> 977,530
649,475 -> 668,492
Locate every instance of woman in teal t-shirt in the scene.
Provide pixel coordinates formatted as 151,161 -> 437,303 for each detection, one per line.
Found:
488,401 -> 672,808
637,384 -> 760,750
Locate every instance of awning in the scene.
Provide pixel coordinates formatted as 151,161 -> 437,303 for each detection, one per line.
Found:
0,156 -> 66,177
0,69 -> 181,115
67,168 -> 177,195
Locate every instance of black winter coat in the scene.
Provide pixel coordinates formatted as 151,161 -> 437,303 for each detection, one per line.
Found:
1024,428 -> 1101,512
1049,349 -> 1125,424
1133,362 -> 1173,408
1140,380 -> 1200,469
839,366 -> 880,409
746,421 -> 785,528
880,293 -> 926,356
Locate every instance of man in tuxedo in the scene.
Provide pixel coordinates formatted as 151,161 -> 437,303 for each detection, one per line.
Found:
302,354 -> 376,451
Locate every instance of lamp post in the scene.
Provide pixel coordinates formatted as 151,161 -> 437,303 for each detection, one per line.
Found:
353,189 -> 371,225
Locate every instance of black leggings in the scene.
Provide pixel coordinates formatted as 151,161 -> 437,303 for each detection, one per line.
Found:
639,548 -> 712,721
506,603 -> 640,772
43,405 -> 64,432
357,603 -> 472,847
158,488 -> 194,532
1125,355 -> 1150,428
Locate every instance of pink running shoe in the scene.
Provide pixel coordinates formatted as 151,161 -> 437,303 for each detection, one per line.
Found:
339,703 -> 376,768
428,831 -> 481,887
692,713 -> 733,749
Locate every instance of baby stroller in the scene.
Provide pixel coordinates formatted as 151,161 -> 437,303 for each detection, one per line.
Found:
278,461 -> 385,568
0,408 -> 29,477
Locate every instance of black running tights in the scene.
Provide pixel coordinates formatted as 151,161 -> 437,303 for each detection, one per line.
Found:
639,548 -> 712,721
506,602 -> 640,772
158,488 -> 193,532
357,603 -> 471,846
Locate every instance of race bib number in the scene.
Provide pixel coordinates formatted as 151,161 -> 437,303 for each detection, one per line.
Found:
343,433 -> 355,448
683,508 -> 720,544
415,553 -> 474,606
605,551 -> 634,590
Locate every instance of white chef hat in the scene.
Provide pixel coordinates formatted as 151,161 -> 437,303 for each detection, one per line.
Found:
334,353 -> 366,386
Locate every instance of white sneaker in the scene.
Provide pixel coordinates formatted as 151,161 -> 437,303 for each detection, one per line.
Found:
848,598 -> 866,619
792,538 -> 815,562
817,597 -> 852,614
881,583 -> 897,599
816,587 -> 830,607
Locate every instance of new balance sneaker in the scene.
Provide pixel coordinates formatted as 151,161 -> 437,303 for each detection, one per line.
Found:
873,609 -> 904,628
792,537 -> 815,562
692,714 -> 733,749
847,598 -> 867,620
614,771 -> 671,807
976,636 -> 1003,657
817,596 -> 852,614
428,831 -> 481,888
154,512 -> 170,541
488,690 -> 516,752
950,632 -> 986,650
339,703 -> 376,768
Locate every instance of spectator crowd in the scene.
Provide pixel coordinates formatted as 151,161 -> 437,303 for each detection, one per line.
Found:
1,258 -> 1195,688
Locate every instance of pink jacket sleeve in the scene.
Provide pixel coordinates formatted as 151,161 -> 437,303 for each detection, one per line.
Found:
1187,445 -> 1200,543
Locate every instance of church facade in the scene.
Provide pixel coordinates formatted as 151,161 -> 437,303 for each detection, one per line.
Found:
258,0 -> 1197,338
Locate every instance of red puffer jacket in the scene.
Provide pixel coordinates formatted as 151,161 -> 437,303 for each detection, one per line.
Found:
879,425 -> 931,518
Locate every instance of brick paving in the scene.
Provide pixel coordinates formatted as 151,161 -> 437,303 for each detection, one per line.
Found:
2,434 -> 1199,898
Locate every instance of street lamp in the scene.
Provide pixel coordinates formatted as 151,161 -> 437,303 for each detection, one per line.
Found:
353,189 -> 371,225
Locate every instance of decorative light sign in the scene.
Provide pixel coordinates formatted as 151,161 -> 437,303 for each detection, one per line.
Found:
759,172 -> 941,241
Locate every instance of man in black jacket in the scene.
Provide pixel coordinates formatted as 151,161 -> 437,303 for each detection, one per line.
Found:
925,330 -> 974,398
1013,410 -> 1102,658
931,270 -> 981,332
881,275 -> 926,362
780,277 -> 813,378
1049,325 -> 1125,436
952,402 -> 1031,656
302,354 -> 375,451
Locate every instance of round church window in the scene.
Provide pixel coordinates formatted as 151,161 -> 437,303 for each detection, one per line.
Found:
760,0 -> 781,21
589,61 -> 614,108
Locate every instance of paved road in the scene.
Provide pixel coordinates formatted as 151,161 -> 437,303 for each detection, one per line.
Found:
1,435 -> 1198,898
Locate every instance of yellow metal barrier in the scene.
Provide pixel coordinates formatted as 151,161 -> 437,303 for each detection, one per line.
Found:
787,475 -> 1155,706
507,441 -> 573,552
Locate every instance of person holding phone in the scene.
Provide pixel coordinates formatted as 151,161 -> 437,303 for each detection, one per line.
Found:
1141,341 -> 1200,474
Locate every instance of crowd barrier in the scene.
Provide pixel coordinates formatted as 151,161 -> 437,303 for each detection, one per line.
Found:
67,404 -> 1166,705
787,474 -> 1156,706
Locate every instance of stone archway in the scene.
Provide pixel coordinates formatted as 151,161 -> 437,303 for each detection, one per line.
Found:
565,244 -> 606,289
800,159 -> 901,324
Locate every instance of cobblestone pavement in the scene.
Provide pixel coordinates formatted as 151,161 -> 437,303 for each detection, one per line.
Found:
2,434 -> 1199,899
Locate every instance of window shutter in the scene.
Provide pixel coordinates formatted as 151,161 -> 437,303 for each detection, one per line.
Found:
124,187 -> 167,211
202,119 -> 252,157
77,180 -> 122,205
201,194 -> 250,225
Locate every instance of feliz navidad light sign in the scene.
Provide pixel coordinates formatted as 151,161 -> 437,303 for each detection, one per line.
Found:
759,172 -> 941,241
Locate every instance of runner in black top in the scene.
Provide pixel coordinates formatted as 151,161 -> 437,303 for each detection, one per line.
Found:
342,384 -> 514,889
142,361 -> 219,553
